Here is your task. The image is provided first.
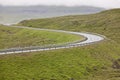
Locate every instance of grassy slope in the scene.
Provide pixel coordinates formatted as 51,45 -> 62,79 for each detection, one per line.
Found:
0,25 -> 83,49
0,9 -> 120,80
19,9 -> 120,43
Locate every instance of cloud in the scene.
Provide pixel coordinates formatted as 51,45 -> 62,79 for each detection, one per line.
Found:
0,0 -> 120,9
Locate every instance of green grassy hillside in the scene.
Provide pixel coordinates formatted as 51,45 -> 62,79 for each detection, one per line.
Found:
0,9 -> 120,80
0,25 -> 83,49
19,9 -> 120,43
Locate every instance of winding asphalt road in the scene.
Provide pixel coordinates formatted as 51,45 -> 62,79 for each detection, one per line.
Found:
0,26 -> 105,55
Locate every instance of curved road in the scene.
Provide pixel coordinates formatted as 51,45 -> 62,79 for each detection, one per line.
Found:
0,26 -> 105,55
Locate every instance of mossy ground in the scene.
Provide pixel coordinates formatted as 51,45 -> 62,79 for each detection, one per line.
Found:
0,9 -> 120,80
0,25 -> 83,49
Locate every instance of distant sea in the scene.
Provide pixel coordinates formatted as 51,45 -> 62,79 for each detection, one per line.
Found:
0,6 -> 105,25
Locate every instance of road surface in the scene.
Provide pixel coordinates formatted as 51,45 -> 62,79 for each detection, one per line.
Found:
0,26 -> 105,55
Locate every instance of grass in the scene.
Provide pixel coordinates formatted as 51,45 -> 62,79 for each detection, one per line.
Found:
18,9 -> 120,43
0,9 -> 120,80
0,41 -> 120,80
0,25 -> 84,49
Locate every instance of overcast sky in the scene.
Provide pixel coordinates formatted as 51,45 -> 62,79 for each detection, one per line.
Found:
0,0 -> 120,9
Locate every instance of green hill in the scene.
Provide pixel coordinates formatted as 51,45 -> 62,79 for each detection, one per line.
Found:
0,25 -> 83,49
19,9 -> 120,43
0,9 -> 120,80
